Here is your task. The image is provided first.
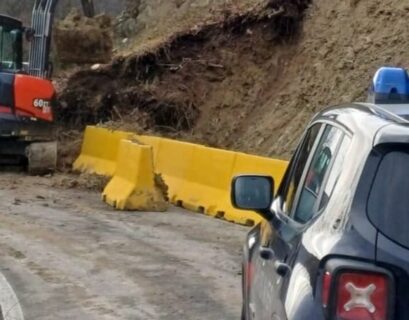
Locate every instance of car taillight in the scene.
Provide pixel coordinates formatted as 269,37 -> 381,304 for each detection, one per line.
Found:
336,272 -> 388,320
322,270 -> 390,320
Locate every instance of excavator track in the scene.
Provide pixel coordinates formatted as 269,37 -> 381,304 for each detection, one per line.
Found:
26,141 -> 57,175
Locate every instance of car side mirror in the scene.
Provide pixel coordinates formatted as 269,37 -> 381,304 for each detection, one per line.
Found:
231,175 -> 274,219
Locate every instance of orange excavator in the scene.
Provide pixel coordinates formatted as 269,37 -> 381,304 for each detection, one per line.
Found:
0,0 -> 94,173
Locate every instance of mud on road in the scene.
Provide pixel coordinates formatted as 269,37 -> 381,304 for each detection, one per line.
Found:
0,173 -> 247,320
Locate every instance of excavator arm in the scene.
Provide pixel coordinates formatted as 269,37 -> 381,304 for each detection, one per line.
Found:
28,0 -> 58,78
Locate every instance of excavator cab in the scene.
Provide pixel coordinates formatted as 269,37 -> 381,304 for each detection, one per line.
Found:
0,15 -> 23,72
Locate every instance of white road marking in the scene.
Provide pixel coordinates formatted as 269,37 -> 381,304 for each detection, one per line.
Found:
0,272 -> 24,320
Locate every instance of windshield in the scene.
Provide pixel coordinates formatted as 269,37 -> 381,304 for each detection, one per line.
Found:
0,25 -> 21,70
368,148 -> 409,248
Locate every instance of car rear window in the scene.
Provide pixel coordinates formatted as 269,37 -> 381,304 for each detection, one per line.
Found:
368,150 -> 409,248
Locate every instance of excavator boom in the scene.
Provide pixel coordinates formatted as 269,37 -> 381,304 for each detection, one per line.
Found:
29,0 -> 96,78
28,0 -> 59,79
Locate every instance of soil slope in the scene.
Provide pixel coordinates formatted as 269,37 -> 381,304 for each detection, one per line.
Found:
58,0 -> 409,160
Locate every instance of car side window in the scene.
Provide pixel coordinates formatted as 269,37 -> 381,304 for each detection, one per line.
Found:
292,126 -> 344,224
279,124 -> 322,216
318,135 -> 351,210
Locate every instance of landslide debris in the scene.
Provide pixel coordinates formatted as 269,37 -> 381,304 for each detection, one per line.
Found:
54,9 -> 113,64
53,173 -> 110,192
57,0 -> 309,142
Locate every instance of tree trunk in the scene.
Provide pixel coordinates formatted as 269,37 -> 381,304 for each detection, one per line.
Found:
80,0 -> 95,17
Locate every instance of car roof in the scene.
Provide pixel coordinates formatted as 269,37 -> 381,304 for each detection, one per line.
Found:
312,102 -> 409,147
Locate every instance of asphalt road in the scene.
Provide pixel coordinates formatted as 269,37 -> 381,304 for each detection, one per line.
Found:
0,173 -> 248,320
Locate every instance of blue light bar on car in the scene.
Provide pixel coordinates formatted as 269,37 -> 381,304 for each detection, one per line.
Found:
368,67 -> 409,104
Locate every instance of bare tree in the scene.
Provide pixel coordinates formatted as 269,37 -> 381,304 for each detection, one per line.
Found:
80,0 -> 95,17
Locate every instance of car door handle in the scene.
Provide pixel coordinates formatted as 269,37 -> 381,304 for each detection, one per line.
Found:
259,247 -> 275,260
275,261 -> 291,277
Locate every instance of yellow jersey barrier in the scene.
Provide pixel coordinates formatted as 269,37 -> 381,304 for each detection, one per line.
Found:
75,126 -> 288,225
137,135 -> 162,164
150,138 -> 197,203
102,140 -> 168,211
176,145 -> 236,214
73,126 -> 133,176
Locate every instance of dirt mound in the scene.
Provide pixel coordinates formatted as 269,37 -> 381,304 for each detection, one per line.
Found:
53,173 -> 110,192
54,9 -> 113,64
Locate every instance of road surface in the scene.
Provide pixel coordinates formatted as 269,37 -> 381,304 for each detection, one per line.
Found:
0,173 -> 247,320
